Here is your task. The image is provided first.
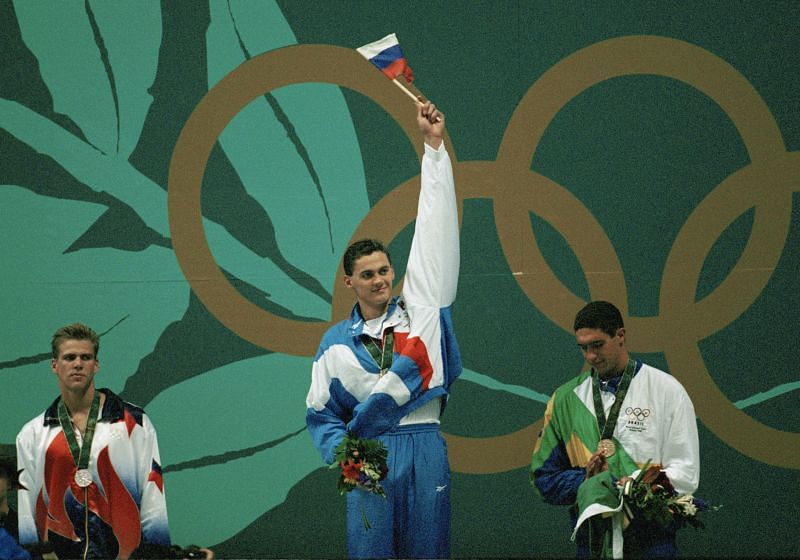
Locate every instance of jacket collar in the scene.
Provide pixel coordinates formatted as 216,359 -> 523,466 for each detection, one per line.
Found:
43,388 -> 125,426
347,295 -> 405,337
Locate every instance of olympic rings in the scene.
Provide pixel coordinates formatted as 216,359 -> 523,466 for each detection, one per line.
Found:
168,45 -> 447,356
168,38 -> 800,473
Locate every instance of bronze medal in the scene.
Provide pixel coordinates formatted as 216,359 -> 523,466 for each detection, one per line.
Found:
592,360 -> 636,461
74,468 -> 93,487
597,438 -> 616,458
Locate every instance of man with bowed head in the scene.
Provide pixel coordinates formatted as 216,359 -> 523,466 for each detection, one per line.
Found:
306,100 -> 461,559
530,301 -> 700,557
15,323 -> 172,559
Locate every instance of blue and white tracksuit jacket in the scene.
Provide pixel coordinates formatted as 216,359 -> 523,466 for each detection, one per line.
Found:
306,142 -> 461,558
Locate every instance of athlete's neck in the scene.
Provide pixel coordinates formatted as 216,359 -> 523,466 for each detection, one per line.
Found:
61,385 -> 98,416
599,358 -> 632,380
359,302 -> 389,321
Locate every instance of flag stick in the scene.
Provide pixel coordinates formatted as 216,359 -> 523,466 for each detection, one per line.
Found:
392,79 -> 442,122
392,78 -> 421,103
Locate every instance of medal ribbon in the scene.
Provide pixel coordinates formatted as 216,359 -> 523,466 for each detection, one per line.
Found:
361,328 -> 394,373
591,359 -> 635,440
57,391 -> 100,472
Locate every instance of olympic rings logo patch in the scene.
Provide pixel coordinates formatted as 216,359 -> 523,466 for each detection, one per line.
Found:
625,407 -> 651,422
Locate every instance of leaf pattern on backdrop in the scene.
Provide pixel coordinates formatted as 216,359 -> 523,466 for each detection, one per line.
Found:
0,0 -> 367,546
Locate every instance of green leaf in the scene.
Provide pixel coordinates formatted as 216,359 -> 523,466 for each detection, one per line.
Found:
13,1 -> 161,157
0,185 -> 187,440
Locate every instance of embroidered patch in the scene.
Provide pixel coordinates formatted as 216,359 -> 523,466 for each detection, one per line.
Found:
624,406 -> 651,432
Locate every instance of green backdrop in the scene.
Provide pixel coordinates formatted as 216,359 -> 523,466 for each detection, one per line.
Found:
1,1 -> 798,558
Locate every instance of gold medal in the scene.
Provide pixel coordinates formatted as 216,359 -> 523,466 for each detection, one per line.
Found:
597,439 -> 616,458
74,468 -> 93,488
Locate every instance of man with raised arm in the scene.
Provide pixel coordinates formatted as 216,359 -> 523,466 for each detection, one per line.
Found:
306,100 -> 461,559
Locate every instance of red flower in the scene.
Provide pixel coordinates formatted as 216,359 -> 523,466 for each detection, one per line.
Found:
640,465 -> 675,495
341,459 -> 363,481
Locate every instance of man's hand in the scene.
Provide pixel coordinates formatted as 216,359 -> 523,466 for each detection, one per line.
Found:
617,475 -> 634,487
585,450 -> 608,479
417,99 -> 444,149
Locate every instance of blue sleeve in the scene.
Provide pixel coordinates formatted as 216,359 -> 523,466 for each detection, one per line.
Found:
306,377 -> 356,464
532,440 -> 587,506
0,529 -> 31,560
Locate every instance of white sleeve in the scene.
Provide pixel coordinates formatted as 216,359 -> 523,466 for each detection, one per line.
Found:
15,423 -> 40,545
137,415 -> 171,545
662,389 -> 700,495
402,142 -> 459,308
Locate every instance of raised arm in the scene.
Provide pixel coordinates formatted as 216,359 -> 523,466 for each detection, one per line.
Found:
346,102 -> 462,438
402,101 -> 459,308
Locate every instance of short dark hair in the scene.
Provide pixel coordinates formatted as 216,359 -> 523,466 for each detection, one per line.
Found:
343,239 -> 391,276
573,301 -> 624,337
51,323 -> 100,359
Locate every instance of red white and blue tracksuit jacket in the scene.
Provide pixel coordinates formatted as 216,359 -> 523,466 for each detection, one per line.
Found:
306,142 -> 461,464
16,388 -> 170,559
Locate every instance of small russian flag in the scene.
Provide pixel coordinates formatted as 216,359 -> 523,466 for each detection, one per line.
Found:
357,33 -> 414,83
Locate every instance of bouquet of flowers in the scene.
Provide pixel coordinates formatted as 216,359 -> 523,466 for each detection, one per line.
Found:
621,460 -> 719,530
331,432 -> 389,496
331,432 -> 389,529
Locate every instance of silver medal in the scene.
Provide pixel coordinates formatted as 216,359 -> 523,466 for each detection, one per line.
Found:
74,468 -> 93,487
